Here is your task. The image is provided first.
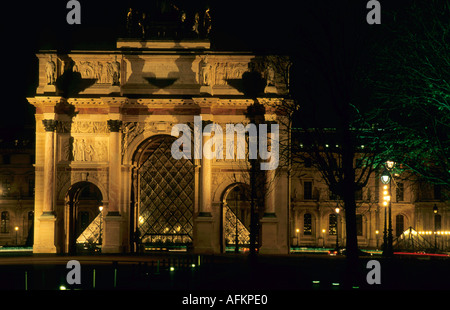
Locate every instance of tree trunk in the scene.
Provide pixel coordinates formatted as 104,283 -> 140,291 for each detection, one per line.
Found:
340,125 -> 362,287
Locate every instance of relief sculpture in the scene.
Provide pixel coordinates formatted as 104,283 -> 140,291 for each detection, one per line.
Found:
63,138 -> 108,162
73,59 -> 121,85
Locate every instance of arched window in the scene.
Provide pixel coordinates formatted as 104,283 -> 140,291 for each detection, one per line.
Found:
1,211 -> 9,233
435,214 -> 442,232
396,214 -> 405,237
329,214 -> 337,235
303,213 -> 312,235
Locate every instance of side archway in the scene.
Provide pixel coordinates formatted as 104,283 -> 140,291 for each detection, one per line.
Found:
220,182 -> 252,253
65,181 -> 103,254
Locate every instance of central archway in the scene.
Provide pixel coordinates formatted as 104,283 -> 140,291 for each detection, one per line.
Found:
132,135 -> 195,251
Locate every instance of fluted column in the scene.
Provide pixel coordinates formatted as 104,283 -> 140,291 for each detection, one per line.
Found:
199,131 -> 212,216
42,119 -> 58,215
35,119 -> 58,253
107,119 -> 122,215
194,118 -> 218,253
103,119 -> 123,253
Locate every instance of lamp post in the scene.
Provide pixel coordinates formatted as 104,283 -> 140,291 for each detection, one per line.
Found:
98,205 -> 103,245
322,229 -> 326,247
234,187 -> 240,254
434,204 -> 438,252
375,230 -> 379,249
14,226 -> 19,246
335,207 -> 340,252
381,162 -> 394,257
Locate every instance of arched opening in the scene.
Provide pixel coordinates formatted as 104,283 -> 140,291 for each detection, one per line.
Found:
396,214 -> 405,237
221,183 -> 251,253
131,135 -> 195,252
65,181 -> 103,254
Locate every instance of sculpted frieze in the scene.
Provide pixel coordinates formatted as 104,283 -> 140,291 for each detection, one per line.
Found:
61,137 -> 108,162
72,58 -> 121,85
57,121 -> 108,134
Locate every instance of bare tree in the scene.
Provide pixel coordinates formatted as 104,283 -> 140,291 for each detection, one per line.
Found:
365,0 -> 450,190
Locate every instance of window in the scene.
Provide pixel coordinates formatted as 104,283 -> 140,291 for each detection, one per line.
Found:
356,214 -> 363,236
304,181 -> 312,200
396,182 -> 404,202
434,185 -> 442,200
329,214 -> 337,235
1,211 -> 9,233
435,214 -> 442,232
396,214 -> 405,237
303,213 -> 312,235
1,178 -> 11,196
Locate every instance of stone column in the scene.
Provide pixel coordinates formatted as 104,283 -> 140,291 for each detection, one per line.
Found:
194,120 -> 217,253
103,119 -> 123,253
199,132 -> 212,216
37,119 -> 58,253
259,168 -> 280,254
42,119 -> 57,215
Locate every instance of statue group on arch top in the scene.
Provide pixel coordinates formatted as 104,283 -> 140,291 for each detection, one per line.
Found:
126,0 -> 212,40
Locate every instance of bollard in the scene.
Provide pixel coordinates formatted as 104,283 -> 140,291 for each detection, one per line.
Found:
93,269 -> 96,289
25,271 -> 28,291
114,268 -> 117,288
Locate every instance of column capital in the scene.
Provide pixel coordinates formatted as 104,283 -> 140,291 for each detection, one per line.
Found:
107,119 -> 123,132
42,119 -> 59,132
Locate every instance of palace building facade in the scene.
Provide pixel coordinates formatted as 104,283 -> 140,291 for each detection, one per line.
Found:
27,38 -> 448,255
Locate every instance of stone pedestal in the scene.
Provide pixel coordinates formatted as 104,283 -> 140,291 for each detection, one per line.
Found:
259,214 -> 280,254
34,213 -> 57,253
194,215 -> 216,254
102,213 -> 123,253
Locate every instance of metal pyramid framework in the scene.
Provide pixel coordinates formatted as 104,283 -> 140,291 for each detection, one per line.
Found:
138,136 -> 195,247
393,227 -> 434,252
223,204 -> 251,248
76,213 -> 102,245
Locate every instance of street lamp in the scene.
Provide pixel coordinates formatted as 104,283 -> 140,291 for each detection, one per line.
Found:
433,204 -> 438,252
295,228 -> 300,246
14,226 -> 19,246
335,207 -> 340,252
322,229 -> 326,247
234,187 -> 240,254
381,162 -> 394,257
98,205 -> 103,245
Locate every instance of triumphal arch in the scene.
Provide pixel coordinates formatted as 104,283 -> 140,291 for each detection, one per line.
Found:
28,35 -> 290,254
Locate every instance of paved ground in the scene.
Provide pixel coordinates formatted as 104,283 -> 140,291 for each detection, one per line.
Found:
0,252 -> 448,292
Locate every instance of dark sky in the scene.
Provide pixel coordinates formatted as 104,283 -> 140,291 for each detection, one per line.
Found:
0,0 -> 404,139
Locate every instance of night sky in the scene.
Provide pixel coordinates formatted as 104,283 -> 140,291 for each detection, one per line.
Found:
0,0 -> 405,140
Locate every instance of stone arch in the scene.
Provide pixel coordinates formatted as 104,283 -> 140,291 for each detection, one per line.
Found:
219,182 -> 251,253
64,181 -> 104,254
130,134 -> 195,251
58,173 -> 108,204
